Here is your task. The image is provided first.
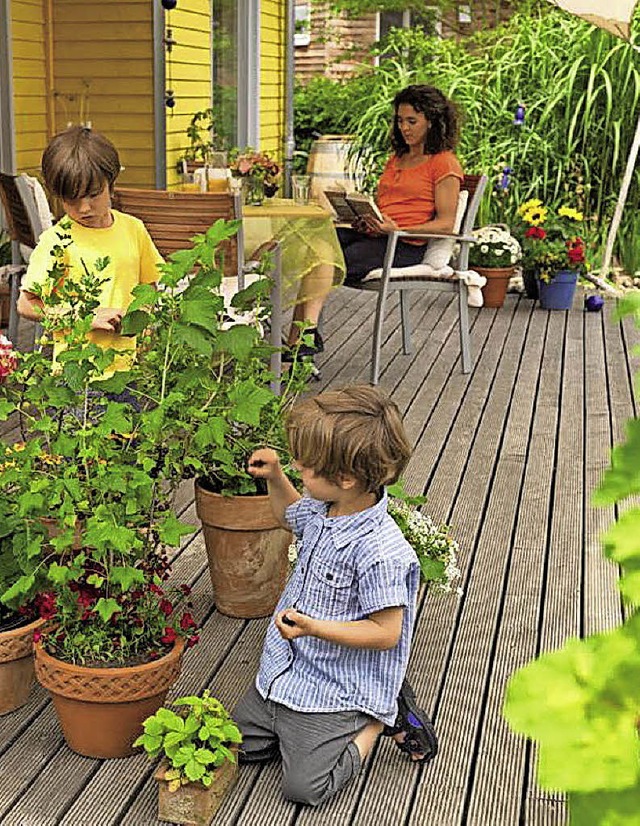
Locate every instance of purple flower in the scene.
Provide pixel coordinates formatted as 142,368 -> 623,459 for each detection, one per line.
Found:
513,104 -> 525,126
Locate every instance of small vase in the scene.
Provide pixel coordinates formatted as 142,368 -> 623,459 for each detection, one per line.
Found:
244,177 -> 265,206
536,270 -> 578,311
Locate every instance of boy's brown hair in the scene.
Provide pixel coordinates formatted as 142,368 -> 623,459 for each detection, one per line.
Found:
286,385 -> 412,493
41,126 -> 121,202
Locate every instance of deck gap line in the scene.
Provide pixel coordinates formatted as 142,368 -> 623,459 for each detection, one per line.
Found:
580,309 -> 588,641
460,304 -> 549,826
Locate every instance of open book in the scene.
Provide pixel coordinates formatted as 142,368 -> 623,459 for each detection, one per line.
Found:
323,189 -> 384,223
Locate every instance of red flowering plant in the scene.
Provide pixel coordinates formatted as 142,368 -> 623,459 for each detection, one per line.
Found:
0,219 -> 202,664
515,199 -> 586,283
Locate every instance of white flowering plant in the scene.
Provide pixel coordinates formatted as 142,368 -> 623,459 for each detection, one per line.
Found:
469,225 -> 522,269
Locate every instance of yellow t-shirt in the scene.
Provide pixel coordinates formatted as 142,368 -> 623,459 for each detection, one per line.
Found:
22,210 -> 163,373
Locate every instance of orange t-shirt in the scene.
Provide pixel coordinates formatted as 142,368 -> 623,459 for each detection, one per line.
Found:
376,151 -> 463,229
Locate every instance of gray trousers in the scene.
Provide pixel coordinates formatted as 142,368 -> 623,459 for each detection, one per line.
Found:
233,683 -> 371,807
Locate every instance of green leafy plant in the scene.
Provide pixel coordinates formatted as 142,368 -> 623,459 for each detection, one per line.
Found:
134,690 -> 242,790
183,108 -> 227,164
503,294 -> 640,824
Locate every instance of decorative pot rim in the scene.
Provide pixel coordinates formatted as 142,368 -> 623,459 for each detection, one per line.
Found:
471,265 -> 517,275
35,636 -> 185,678
0,617 -> 44,663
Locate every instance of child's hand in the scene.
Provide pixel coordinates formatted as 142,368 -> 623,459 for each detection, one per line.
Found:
275,608 -> 312,640
247,448 -> 282,480
91,307 -> 124,333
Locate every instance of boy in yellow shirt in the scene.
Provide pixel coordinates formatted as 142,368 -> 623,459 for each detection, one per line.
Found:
18,126 -> 162,373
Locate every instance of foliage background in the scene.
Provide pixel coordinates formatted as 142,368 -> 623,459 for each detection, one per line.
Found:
295,1 -> 640,271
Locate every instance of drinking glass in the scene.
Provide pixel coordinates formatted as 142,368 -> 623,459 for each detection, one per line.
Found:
292,174 -> 311,205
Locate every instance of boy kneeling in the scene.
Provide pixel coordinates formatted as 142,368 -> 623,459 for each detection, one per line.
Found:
235,385 -> 437,807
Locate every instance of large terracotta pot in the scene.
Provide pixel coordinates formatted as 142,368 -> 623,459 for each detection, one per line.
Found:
194,480 -> 291,619
0,616 -> 43,715
475,266 -> 515,308
35,639 -> 185,758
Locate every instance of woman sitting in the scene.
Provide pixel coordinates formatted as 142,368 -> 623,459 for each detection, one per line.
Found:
338,84 -> 463,284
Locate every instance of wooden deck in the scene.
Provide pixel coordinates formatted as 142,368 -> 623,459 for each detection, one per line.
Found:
1,285 -> 637,826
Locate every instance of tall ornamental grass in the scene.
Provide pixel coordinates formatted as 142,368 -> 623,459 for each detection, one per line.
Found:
296,5 -> 640,264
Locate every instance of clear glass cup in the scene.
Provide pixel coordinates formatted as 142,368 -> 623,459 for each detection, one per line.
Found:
179,172 -> 200,192
292,174 -> 311,205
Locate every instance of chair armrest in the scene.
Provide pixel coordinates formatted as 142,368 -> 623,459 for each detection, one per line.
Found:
391,230 -> 478,244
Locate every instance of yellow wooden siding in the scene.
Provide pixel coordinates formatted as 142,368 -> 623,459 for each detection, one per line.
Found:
51,0 -> 155,187
260,0 -> 285,161
164,0 -> 212,188
11,0 -> 49,175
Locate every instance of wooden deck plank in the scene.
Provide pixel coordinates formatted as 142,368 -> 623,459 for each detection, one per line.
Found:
407,304 -> 552,826
524,306 -> 586,825
466,310 -> 565,824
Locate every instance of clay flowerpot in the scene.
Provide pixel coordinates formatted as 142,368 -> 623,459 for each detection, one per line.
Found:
194,480 -> 291,619
35,639 -> 185,758
475,266 -> 515,309
155,757 -> 238,826
0,616 -> 44,715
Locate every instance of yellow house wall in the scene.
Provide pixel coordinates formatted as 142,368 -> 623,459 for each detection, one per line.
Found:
51,0 -> 156,187
11,0 -> 49,175
164,0 -> 212,188
260,0 -> 285,162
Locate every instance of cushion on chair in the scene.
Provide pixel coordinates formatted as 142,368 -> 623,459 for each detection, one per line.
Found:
421,189 -> 469,269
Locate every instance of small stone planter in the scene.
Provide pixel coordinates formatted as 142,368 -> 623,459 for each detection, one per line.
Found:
155,758 -> 238,826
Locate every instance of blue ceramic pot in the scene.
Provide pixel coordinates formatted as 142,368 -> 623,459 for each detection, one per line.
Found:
537,270 -> 578,311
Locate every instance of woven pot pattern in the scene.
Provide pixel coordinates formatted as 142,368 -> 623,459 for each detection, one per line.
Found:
0,619 -> 43,664
35,640 -> 184,702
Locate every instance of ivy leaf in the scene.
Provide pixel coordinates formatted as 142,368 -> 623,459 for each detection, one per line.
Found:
94,597 -> 122,622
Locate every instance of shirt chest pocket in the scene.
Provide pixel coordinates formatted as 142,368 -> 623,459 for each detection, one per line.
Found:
307,559 -> 354,617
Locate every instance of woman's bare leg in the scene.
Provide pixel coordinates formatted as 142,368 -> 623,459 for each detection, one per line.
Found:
286,262 -> 334,346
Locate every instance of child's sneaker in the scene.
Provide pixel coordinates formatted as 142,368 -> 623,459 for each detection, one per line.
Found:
383,679 -> 438,763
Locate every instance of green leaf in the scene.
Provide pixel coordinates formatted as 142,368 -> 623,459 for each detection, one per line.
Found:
228,379 -> 274,426
184,759 -> 206,782
194,748 -> 216,764
109,566 -> 145,592
156,514 -> 195,547
569,787 -> 640,825
593,420 -> 640,506
193,418 -> 227,450
143,717 -> 165,737
120,309 -> 150,337
1,574 -> 35,605
173,322 -> 213,357
217,325 -> 259,361
94,597 -> 122,622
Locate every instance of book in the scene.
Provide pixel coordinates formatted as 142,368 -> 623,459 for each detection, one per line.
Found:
323,189 -> 384,223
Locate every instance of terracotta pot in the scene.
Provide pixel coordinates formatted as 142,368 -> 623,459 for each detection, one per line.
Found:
0,617 -> 44,715
155,755 -> 238,826
475,266 -> 515,308
194,481 -> 291,619
35,639 -> 185,758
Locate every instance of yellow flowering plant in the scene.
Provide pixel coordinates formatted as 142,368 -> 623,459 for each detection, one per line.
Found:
515,199 -> 586,283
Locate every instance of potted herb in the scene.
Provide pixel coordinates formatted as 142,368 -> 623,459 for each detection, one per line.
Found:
181,108 -> 227,170
516,199 -> 587,310
135,690 -> 242,826
468,225 -> 522,309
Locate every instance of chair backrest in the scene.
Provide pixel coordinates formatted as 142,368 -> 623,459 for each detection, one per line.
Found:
0,172 -> 37,248
459,174 -> 487,236
112,187 -> 243,278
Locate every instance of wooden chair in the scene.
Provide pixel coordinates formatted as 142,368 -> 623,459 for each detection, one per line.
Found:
0,172 -> 50,345
112,187 -> 282,388
344,173 -> 488,385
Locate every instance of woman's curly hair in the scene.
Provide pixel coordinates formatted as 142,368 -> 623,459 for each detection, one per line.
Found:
391,85 -> 459,156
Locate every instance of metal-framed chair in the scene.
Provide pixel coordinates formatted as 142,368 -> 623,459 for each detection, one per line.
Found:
112,187 -> 283,390
0,172 -> 51,345
343,173 -> 488,385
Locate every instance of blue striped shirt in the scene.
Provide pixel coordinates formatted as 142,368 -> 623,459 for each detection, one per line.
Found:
255,490 -> 420,725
